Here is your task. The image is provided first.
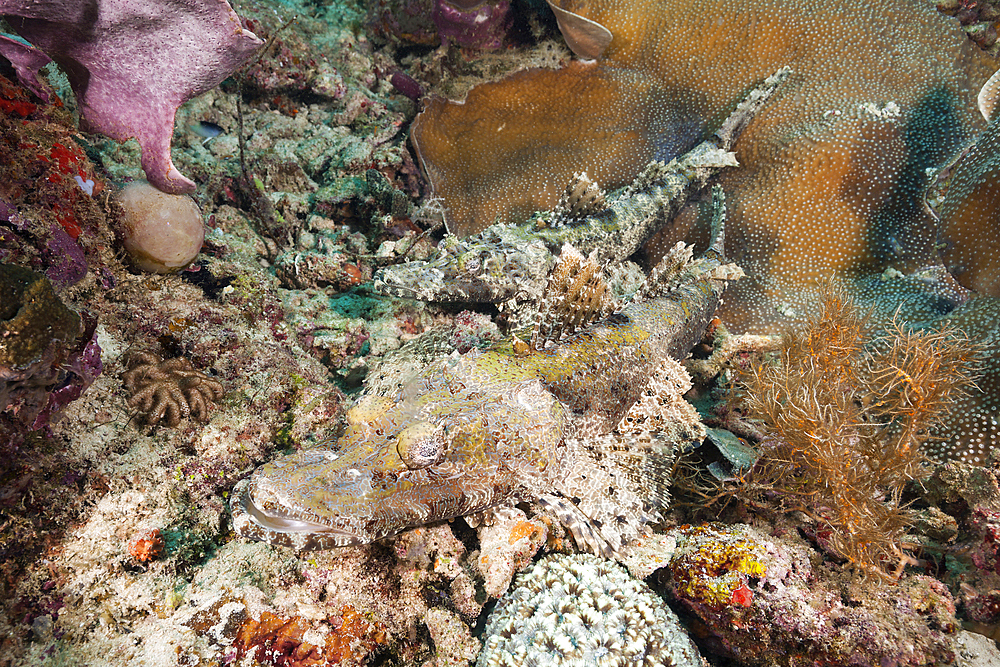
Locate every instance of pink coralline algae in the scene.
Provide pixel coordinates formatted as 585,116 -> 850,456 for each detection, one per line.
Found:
433,0 -> 513,50
923,456 -> 1000,636
0,0 -> 263,193
370,0 -> 516,50
0,199 -> 86,287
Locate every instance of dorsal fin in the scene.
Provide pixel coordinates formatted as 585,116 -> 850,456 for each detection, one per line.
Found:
706,184 -> 728,260
636,242 -> 696,302
529,243 -> 618,350
634,185 -> 741,302
548,171 -> 608,226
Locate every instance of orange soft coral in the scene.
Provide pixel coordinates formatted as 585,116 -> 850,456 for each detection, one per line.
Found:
737,289 -> 980,577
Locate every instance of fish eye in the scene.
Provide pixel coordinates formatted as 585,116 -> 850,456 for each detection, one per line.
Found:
463,255 -> 481,273
396,421 -> 445,469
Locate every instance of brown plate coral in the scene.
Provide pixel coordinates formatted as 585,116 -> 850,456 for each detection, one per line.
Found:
412,0 -> 998,331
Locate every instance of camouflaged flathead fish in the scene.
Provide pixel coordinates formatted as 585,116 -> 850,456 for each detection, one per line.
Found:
371,67 -> 788,321
231,190 -> 743,556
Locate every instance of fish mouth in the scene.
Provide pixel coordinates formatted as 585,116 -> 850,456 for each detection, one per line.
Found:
230,479 -> 366,550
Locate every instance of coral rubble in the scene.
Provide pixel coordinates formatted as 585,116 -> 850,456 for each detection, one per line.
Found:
658,523 -> 961,666
938,0 -> 1000,53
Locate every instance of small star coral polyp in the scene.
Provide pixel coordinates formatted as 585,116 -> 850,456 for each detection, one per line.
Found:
122,351 -> 223,427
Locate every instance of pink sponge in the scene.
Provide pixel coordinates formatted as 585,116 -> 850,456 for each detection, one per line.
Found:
0,0 -> 262,194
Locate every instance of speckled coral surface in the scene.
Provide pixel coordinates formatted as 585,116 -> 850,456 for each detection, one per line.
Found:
928,296 -> 1000,463
413,0 -> 998,332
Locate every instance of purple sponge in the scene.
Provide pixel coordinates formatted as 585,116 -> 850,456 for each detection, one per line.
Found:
0,0 -> 263,193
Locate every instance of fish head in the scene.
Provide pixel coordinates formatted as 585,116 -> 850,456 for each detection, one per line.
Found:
232,364 -> 565,550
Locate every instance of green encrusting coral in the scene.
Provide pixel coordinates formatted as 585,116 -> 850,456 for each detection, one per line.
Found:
0,263 -> 81,370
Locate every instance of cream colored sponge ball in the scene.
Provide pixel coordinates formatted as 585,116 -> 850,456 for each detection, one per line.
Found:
116,181 -> 205,274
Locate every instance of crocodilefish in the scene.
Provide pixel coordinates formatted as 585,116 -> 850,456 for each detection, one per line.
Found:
231,198 -> 742,556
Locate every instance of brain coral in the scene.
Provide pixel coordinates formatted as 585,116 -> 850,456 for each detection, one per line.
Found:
412,0 -> 998,332
478,553 -> 704,667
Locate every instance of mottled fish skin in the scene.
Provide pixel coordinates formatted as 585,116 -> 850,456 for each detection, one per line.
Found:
231,210 -> 742,556
371,68 -> 787,310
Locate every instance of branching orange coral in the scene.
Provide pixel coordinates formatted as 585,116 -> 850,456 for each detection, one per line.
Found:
738,290 -> 980,579
122,351 -> 223,427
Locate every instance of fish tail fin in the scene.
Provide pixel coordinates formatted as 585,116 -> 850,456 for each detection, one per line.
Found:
541,431 -> 678,557
713,66 -> 791,150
